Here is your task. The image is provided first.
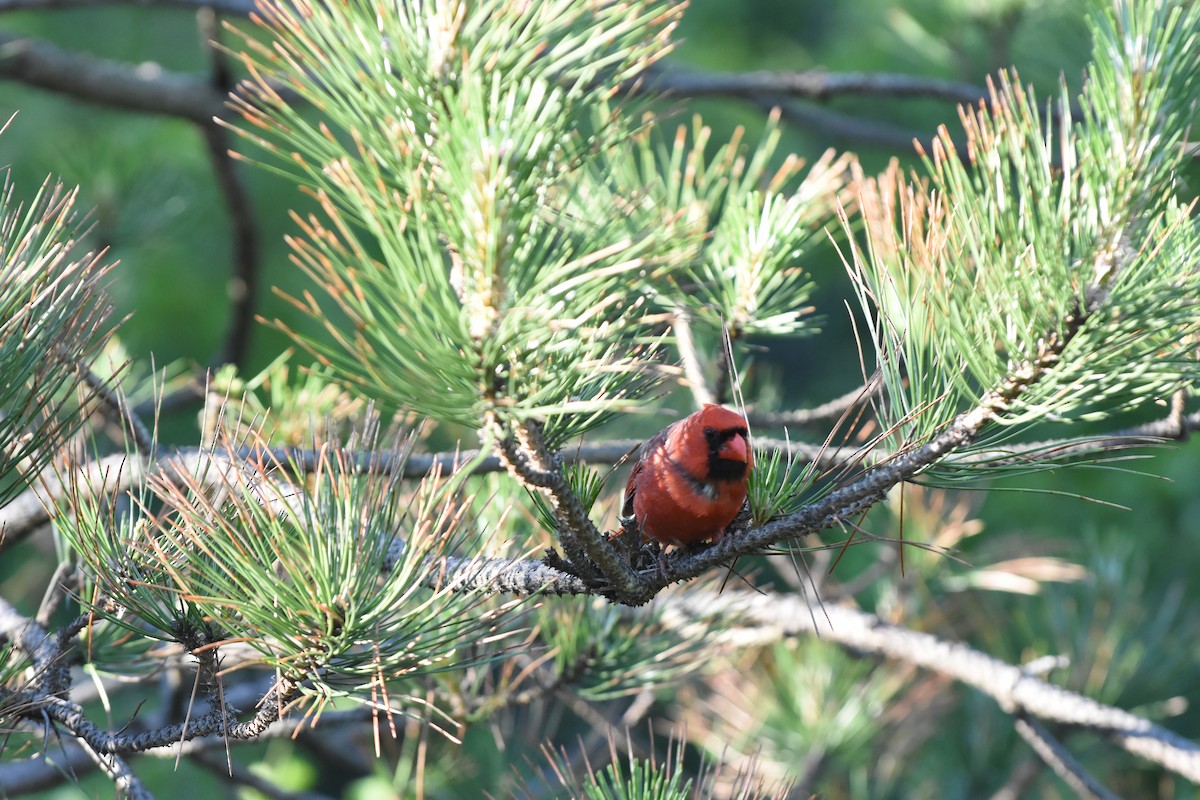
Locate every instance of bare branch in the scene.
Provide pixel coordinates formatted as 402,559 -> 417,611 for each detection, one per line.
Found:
747,374 -> 882,428
1013,715 -> 1119,800
661,590 -> 1200,782
767,96 -> 941,152
0,31 -> 227,122
642,65 -> 986,105
198,8 -> 262,373
34,561 -> 74,628
190,750 -> 336,800
672,310 -> 715,408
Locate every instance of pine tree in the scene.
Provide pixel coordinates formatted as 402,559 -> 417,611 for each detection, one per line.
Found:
2,1 -> 1200,797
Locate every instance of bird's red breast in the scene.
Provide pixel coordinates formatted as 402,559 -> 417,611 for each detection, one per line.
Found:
623,404 -> 753,546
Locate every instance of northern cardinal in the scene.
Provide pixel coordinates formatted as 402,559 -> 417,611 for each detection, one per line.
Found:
623,404 -> 753,546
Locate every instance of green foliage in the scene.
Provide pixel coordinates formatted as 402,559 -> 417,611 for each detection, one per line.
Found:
592,113 -> 851,338
522,733 -> 794,800
9,0 -> 1200,797
227,0 -> 693,448
0,162 -> 114,507
583,755 -> 693,800
208,351 -> 365,447
522,739 -> 693,800
528,461 -> 608,535
61,422 -> 521,715
537,595 -> 712,702
725,640 -> 907,782
746,434 -> 820,525
845,0 -> 1200,461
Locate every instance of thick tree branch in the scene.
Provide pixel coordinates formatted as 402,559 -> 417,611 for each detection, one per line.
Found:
661,590 -> 1200,783
413,554 -> 589,596
0,707 -> 375,795
0,597 -> 69,695
497,420 -> 650,602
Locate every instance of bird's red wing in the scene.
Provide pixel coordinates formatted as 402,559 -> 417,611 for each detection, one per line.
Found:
622,427 -> 669,520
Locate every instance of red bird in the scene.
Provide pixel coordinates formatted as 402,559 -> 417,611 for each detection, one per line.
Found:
623,404 -> 753,546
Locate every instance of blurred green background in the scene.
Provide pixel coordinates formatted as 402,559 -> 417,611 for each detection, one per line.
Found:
2,1 -> 1199,797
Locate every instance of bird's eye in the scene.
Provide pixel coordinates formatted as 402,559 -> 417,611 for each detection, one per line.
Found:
703,427 -> 717,442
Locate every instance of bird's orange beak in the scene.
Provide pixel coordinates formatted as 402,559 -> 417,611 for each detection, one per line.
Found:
720,432 -> 749,463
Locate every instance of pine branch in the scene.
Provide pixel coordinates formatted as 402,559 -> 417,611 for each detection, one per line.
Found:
498,420 -> 649,602
0,707 -> 375,795
10,676 -> 300,760
412,554 -> 589,597
0,597 -> 69,696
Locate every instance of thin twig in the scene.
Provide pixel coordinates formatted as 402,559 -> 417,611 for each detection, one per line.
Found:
672,309 -> 715,408
74,361 -> 155,453
641,65 -> 986,105
768,96 -> 940,153
35,561 -> 74,628
198,8 -> 261,372
747,375 -> 883,428
1012,715 -> 1119,800
190,750 -> 337,800
74,740 -> 155,800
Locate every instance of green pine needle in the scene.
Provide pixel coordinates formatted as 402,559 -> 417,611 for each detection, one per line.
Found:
527,461 -> 608,535
537,595 -> 711,703
747,433 -> 820,526
844,0 -> 1200,472
228,0 -> 689,449
61,418 -> 525,714
0,170 -> 115,508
